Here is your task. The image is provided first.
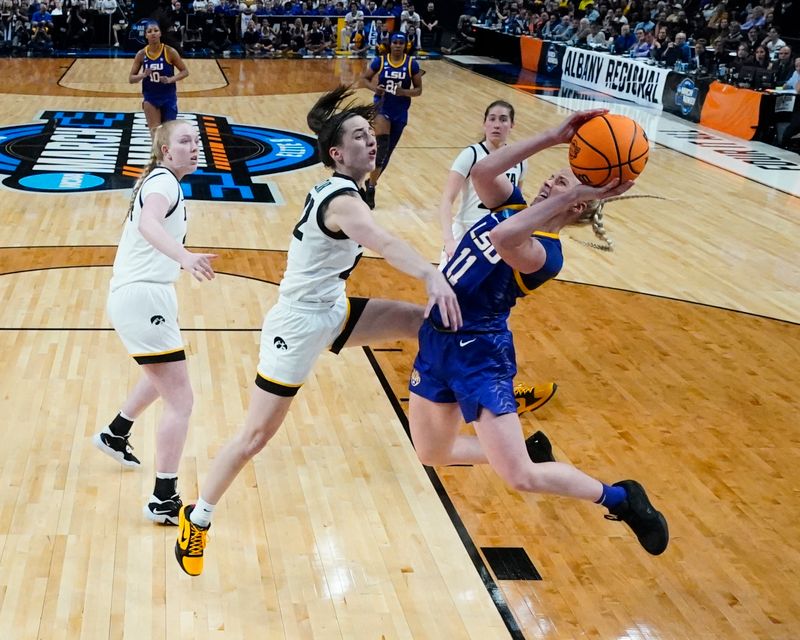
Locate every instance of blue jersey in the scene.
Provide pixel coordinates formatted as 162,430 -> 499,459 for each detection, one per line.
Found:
370,54 -> 420,123
410,187 -> 564,422
141,44 -> 177,102
434,186 -> 564,333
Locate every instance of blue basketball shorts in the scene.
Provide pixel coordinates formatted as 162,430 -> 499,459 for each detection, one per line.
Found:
409,322 -> 518,423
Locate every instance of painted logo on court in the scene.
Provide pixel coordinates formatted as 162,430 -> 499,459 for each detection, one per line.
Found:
0,111 -> 319,203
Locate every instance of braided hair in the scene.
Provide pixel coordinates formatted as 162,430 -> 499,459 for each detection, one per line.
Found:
574,194 -> 666,252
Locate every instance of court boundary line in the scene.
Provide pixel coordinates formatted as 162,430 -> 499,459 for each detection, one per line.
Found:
363,345 -> 524,640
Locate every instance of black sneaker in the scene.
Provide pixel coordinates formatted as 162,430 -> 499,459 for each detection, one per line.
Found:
604,480 -> 669,555
363,183 -> 376,210
144,493 -> 183,526
93,430 -> 140,468
525,430 -> 555,463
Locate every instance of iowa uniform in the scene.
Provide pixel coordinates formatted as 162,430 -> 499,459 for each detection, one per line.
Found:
255,173 -> 369,396
141,43 -> 179,121
410,187 -> 563,422
449,142 -> 527,245
107,168 -> 187,363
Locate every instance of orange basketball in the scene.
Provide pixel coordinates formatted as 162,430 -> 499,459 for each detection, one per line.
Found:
568,114 -> 650,187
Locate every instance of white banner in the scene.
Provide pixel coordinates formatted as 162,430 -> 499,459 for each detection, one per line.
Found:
561,47 -> 670,109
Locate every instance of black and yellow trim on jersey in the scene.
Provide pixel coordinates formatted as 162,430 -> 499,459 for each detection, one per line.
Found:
255,372 -> 303,397
133,347 -> 186,365
145,43 -> 165,61
329,297 -> 369,354
385,53 -> 409,70
514,231 -> 561,295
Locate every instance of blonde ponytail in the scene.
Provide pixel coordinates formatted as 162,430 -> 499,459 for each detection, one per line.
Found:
574,194 -> 667,252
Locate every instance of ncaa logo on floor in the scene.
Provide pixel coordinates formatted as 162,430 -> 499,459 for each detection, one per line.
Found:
0,110 -> 320,204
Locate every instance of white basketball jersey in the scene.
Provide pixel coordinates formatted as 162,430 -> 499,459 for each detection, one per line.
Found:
279,174 -> 364,304
110,168 -> 187,291
450,143 -> 527,237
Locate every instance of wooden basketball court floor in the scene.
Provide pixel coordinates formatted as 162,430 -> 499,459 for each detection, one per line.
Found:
0,58 -> 798,640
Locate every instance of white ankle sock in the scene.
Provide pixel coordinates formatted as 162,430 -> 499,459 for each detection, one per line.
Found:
191,498 -> 215,527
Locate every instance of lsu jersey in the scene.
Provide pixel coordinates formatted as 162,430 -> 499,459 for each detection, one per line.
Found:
450,142 -> 527,235
369,54 -> 420,123
279,173 -> 365,304
141,44 -> 177,101
110,167 -> 187,291
435,186 -> 564,332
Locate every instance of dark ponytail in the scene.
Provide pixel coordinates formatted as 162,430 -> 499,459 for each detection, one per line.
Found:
307,85 -> 376,168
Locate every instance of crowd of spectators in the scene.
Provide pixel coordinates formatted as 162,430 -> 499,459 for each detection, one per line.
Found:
0,0 -> 443,56
452,0 -> 798,87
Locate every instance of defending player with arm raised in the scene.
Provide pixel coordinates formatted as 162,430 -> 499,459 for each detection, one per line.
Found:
175,86 -> 460,577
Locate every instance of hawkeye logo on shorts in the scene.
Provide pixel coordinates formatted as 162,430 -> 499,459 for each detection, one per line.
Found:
0,111 -> 319,203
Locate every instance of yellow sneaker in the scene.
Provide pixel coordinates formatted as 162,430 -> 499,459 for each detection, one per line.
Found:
175,504 -> 210,576
514,382 -> 557,415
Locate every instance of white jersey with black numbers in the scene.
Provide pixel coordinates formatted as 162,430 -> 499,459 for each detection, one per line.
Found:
110,167 -> 187,291
279,174 -> 364,304
451,142 -> 527,236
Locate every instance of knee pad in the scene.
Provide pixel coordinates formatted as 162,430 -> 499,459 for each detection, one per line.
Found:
375,134 -> 390,169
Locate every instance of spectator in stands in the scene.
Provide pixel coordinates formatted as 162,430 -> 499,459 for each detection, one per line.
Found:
771,46 -> 794,84
500,4 -> 524,35
691,38 -> 716,73
30,19 -> 52,54
348,18 -> 367,54
753,44 -> 770,69
168,1 -> 187,47
740,6 -> 766,33
539,12 -> 559,39
613,23 -> 636,53
586,20 -> 607,47
584,2 -> 600,23
719,19 -> 744,53
208,13 -> 231,53
303,18 -> 326,55
242,18 -> 261,54
442,13 -> 475,54
553,15 -> 580,42
318,16 -> 333,45
552,14 -> 575,41
400,2 -> 421,42
341,0 -> 362,47
662,30 -> 691,66
761,27 -> 786,58
66,3 -> 91,49
633,13 -> 655,33
569,16 -> 591,45
420,1 -> 440,49
778,57 -> 800,148
732,42 -> 754,72
630,27 -> 651,57
103,0 -> 128,47
31,3 -> 52,27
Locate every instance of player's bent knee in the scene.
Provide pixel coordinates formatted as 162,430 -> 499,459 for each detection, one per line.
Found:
499,464 -> 542,493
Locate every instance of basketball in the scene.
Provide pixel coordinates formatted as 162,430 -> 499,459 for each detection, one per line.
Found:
568,114 -> 650,187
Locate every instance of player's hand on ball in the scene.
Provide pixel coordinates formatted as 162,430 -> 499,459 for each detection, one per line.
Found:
572,178 -> 635,203
552,109 -> 608,144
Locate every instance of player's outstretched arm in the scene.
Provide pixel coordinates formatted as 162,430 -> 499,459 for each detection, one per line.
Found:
327,194 -> 462,329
